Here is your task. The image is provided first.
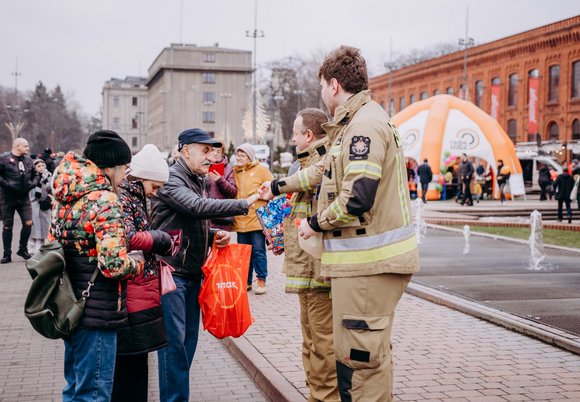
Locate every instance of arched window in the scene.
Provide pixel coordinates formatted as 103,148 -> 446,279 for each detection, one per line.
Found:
474,80 -> 484,108
548,121 -> 559,140
433,89 -> 440,96
409,94 -> 416,104
548,65 -> 560,102
508,73 -> 518,107
572,61 -> 580,99
420,91 -> 428,100
573,119 -> 580,140
507,119 -> 517,143
446,87 -> 454,95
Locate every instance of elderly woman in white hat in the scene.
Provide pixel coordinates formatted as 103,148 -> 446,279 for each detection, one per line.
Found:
112,144 -> 174,402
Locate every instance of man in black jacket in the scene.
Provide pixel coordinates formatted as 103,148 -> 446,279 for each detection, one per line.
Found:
0,138 -> 38,263
151,128 -> 259,402
417,158 -> 433,203
459,153 -> 474,206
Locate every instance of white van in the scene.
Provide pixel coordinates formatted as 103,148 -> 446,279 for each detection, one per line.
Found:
517,153 -> 562,191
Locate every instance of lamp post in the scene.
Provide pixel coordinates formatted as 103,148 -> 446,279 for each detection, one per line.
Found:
5,104 -> 28,141
458,7 -> 474,101
293,89 -> 305,114
220,92 -> 232,147
383,62 -> 398,116
246,0 -> 264,144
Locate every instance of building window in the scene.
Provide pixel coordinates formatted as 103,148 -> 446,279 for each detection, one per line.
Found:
572,119 -> 580,140
203,53 -> 216,63
203,92 -> 215,105
113,96 -> 119,108
446,87 -> 454,95
112,117 -> 120,129
548,65 -> 560,102
508,74 -> 518,107
572,61 -> 580,99
433,89 -> 440,96
380,101 -> 385,109
548,121 -> 559,140
132,118 -> 138,129
132,137 -> 138,147
399,96 -> 405,111
474,80 -> 484,108
507,119 -> 517,143
491,77 -> 500,86
409,94 -> 416,104
420,91 -> 428,100
388,99 -> 395,115
203,111 -> 215,123
202,72 -> 216,84
132,97 -> 138,106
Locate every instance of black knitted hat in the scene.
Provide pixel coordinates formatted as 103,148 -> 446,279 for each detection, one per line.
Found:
83,130 -> 132,168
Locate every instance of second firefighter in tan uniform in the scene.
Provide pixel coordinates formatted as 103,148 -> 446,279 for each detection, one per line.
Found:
297,46 -> 420,401
263,108 -> 340,401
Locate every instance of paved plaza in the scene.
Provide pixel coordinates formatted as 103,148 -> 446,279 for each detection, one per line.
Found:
1,209 -> 580,401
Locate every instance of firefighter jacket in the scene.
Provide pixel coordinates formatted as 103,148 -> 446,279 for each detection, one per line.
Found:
307,90 -> 419,278
275,138 -> 330,293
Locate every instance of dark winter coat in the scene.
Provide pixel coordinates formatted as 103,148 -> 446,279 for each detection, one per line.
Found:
553,172 -> 575,201
460,160 -> 474,183
117,179 -> 168,355
48,152 -> 142,329
151,158 -> 249,279
207,155 -> 238,231
417,162 -> 433,184
0,152 -> 38,199
538,166 -> 552,184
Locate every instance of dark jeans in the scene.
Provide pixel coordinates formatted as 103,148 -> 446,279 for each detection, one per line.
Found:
539,182 -> 552,201
158,275 -> 201,402
112,353 -> 148,402
557,199 -> 572,221
420,182 -> 429,203
237,230 -> 268,285
1,196 -> 32,256
461,180 -> 473,205
498,182 -> 508,203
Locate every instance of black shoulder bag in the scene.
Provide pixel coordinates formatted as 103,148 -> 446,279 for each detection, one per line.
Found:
24,206 -> 100,339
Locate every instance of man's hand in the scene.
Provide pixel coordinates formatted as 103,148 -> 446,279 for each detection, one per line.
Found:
215,230 -> 231,248
259,181 -> 275,201
208,171 -> 221,182
246,193 -> 260,206
298,218 -> 316,240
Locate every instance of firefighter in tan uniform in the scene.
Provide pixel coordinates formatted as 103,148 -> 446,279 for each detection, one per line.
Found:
296,46 -> 420,402
261,108 -> 339,401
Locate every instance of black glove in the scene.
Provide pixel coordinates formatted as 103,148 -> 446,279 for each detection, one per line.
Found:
34,190 -> 42,199
149,230 -> 173,255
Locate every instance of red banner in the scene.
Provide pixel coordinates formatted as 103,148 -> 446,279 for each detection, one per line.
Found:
490,84 -> 500,121
527,77 -> 539,134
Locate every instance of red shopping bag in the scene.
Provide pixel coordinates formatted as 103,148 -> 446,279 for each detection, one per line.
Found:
199,243 -> 254,339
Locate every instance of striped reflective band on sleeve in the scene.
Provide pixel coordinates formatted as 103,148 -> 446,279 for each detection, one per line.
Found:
285,277 -> 330,290
331,202 -> 357,223
395,153 -> 411,225
323,224 -> 414,251
344,161 -> 382,179
321,235 -> 417,265
291,202 -> 311,215
298,170 -> 312,191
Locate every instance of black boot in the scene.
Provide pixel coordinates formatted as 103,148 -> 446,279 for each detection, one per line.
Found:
1,253 -> 11,264
17,249 -> 31,260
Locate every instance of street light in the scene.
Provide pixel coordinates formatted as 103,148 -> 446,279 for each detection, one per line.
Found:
293,89 -> 305,114
246,0 -> 264,144
458,7 -> 474,101
220,92 -> 232,147
383,62 -> 398,116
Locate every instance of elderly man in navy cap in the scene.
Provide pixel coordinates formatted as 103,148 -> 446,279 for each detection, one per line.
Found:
151,128 -> 259,402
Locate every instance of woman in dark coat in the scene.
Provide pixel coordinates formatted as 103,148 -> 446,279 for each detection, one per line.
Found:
112,144 -> 173,402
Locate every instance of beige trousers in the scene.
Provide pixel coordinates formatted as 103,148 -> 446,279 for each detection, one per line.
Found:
331,273 -> 412,402
299,291 -> 340,402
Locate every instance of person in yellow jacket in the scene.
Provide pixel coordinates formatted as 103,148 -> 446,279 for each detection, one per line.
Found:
232,143 -> 273,295
289,46 -> 420,401
262,108 -> 340,402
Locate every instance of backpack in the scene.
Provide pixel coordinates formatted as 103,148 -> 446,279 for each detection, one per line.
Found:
24,207 -> 99,339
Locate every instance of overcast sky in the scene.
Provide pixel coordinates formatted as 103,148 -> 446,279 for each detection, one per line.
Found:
1,0 -> 578,116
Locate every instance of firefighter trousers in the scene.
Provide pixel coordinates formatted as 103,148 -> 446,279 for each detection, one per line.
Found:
299,291 -> 340,402
331,273 -> 412,402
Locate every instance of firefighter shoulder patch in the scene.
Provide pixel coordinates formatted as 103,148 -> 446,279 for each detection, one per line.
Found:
349,136 -> 371,160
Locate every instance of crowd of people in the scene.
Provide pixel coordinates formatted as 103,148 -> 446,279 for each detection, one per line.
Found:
1,44 -> 579,402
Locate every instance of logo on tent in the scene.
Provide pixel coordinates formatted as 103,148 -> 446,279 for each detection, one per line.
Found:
450,129 -> 480,151
402,129 -> 420,150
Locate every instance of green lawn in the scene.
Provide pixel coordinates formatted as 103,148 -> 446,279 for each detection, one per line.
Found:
445,225 -> 580,249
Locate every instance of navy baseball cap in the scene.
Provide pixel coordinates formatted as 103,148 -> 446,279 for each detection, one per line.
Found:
177,128 -> 222,151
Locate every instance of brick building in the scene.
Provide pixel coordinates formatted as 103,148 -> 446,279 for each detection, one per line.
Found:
370,16 -> 580,157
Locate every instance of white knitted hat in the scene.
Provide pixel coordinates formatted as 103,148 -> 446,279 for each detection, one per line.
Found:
129,144 -> 169,182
